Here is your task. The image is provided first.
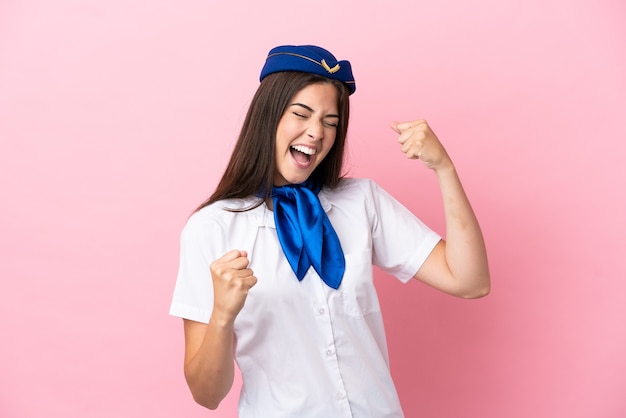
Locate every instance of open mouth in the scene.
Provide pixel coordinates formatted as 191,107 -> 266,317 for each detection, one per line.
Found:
290,145 -> 316,166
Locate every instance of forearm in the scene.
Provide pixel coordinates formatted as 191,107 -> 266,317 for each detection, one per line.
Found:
436,164 -> 490,298
183,317 -> 236,409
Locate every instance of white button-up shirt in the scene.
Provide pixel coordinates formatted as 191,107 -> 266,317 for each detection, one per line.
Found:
170,178 -> 441,417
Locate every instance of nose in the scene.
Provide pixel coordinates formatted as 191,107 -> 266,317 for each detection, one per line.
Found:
307,119 -> 324,141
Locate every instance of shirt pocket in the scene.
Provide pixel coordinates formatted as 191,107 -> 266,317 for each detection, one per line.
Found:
340,250 -> 380,318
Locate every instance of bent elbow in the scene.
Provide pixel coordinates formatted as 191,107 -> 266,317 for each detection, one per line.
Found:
191,391 -> 222,410
185,374 -> 228,411
462,285 -> 490,299
459,276 -> 491,299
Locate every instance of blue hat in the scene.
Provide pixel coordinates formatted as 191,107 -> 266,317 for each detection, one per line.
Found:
259,45 -> 356,95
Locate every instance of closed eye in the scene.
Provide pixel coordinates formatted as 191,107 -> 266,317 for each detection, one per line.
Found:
289,103 -> 338,127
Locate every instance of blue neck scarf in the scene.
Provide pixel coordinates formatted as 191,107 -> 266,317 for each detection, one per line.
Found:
271,181 -> 345,289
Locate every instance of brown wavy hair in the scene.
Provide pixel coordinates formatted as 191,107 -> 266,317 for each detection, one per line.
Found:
196,71 -> 351,212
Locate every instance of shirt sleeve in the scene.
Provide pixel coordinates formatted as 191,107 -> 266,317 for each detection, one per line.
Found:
169,212 -> 226,323
366,180 -> 442,283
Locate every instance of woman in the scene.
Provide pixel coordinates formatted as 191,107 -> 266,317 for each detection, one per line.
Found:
170,44 -> 490,417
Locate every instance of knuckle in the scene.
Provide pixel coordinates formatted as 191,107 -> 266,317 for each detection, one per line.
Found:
209,261 -> 221,275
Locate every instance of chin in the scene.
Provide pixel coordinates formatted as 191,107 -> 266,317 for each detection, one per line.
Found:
285,176 -> 309,185
275,171 -> 311,186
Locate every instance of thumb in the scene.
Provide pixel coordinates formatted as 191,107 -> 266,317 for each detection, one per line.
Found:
222,249 -> 247,262
390,121 -> 402,134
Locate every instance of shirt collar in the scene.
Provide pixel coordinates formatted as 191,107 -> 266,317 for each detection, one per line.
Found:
247,189 -> 332,229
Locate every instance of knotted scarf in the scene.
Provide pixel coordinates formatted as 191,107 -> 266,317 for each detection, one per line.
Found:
271,181 -> 345,289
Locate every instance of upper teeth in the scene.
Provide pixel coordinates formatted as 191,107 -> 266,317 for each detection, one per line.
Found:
292,145 -> 316,155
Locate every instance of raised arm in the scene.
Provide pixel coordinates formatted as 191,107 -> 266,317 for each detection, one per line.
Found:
182,250 -> 257,409
392,119 -> 490,298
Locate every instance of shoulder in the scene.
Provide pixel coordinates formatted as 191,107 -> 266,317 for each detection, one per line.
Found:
324,177 -> 416,223
183,197 -> 263,236
321,177 -> 388,206
323,177 -> 381,198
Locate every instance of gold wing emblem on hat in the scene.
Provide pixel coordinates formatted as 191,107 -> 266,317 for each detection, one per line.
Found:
321,59 -> 340,74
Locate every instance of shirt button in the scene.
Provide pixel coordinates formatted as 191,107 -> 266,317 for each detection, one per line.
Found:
336,391 -> 346,400
326,349 -> 334,356
318,308 -> 325,315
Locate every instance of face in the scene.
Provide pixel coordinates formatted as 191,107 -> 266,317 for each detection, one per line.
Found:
273,82 -> 339,186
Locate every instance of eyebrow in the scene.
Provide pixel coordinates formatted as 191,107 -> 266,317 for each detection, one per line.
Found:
290,103 -> 339,119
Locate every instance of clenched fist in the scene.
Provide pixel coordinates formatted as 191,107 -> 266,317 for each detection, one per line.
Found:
391,119 -> 453,172
210,250 -> 257,324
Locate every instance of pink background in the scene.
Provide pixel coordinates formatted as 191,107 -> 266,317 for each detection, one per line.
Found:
1,0 -> 625,417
